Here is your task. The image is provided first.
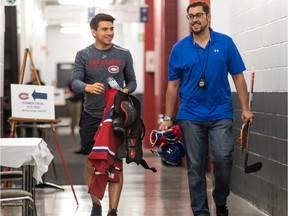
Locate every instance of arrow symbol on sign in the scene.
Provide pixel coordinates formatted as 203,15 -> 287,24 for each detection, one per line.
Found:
32,90 -> 47,100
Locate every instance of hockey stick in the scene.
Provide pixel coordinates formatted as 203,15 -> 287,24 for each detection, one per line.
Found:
243,71 -> 262,173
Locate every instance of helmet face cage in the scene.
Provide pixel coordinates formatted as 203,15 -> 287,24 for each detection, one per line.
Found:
158,142 -> 185,165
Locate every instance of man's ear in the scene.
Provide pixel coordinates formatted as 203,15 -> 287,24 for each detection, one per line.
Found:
91,29 -> 97,38
207,13 -> 211,23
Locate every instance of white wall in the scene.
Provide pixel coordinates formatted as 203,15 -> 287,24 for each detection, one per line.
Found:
210,0 -> 231,35
121,22 -> 144,94
17,0 -> 47,84
46,25 -> 92,86
211,0 -> 288,93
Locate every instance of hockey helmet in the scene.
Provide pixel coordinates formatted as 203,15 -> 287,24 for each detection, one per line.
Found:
156,141 -> 185,165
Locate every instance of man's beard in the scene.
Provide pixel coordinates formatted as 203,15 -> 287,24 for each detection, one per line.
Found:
191,22 -> 208,35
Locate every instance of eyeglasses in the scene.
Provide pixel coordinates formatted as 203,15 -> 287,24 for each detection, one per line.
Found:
186,12 -> 205,20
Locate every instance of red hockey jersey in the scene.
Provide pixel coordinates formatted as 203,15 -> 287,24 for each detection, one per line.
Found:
88,89 -> 123,200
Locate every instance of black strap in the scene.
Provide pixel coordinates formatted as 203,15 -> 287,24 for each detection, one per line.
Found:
140,159 -> 157,172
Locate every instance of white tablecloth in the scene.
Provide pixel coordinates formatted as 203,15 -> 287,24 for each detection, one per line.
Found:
0,138 -> 54,182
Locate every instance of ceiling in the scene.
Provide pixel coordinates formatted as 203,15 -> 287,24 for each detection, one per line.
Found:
44,0 -> 130,6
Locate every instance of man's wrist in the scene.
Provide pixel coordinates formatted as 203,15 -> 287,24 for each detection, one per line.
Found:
163,115 -> 172,121
122,88 -> 129,94
84,85 -> 90,93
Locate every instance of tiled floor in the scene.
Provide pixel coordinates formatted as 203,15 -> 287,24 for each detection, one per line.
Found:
1,155 -> 268,216
1,124 -> 269,216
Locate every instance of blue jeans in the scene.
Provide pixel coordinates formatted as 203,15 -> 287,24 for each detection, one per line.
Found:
178,119 -> 234,216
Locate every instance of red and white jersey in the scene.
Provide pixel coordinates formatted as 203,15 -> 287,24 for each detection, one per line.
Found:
88,89 -> 123,200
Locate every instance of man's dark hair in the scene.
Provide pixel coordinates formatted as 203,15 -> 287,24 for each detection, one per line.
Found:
186,1 -> 210,14
90,13 -> 115,30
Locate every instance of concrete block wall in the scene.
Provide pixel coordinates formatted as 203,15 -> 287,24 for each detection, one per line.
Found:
212,0 -> 287,215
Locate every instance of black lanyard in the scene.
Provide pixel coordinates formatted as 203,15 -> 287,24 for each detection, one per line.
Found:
195,40 -> 210,87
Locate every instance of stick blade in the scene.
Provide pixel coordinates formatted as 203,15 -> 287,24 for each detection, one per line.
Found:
244,162 -> 262,173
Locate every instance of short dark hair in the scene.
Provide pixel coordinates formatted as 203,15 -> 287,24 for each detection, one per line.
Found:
90,13 -> 115,30
186,1 -> 210,14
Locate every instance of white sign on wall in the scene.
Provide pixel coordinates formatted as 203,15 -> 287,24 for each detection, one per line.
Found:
45,5 -> 87,25
11,84 -> 55,120
99,5 -> 148,23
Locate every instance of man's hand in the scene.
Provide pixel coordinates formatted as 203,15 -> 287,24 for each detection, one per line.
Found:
122,88 -> 129,94
159,120 -> 173,131
85,83 -> 105,94
241,109 -> 254,123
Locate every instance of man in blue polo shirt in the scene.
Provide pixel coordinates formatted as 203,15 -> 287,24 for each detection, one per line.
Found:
159,2 -> 254,216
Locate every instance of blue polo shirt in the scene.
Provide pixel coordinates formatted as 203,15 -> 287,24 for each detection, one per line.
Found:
168,28 -> 246,121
